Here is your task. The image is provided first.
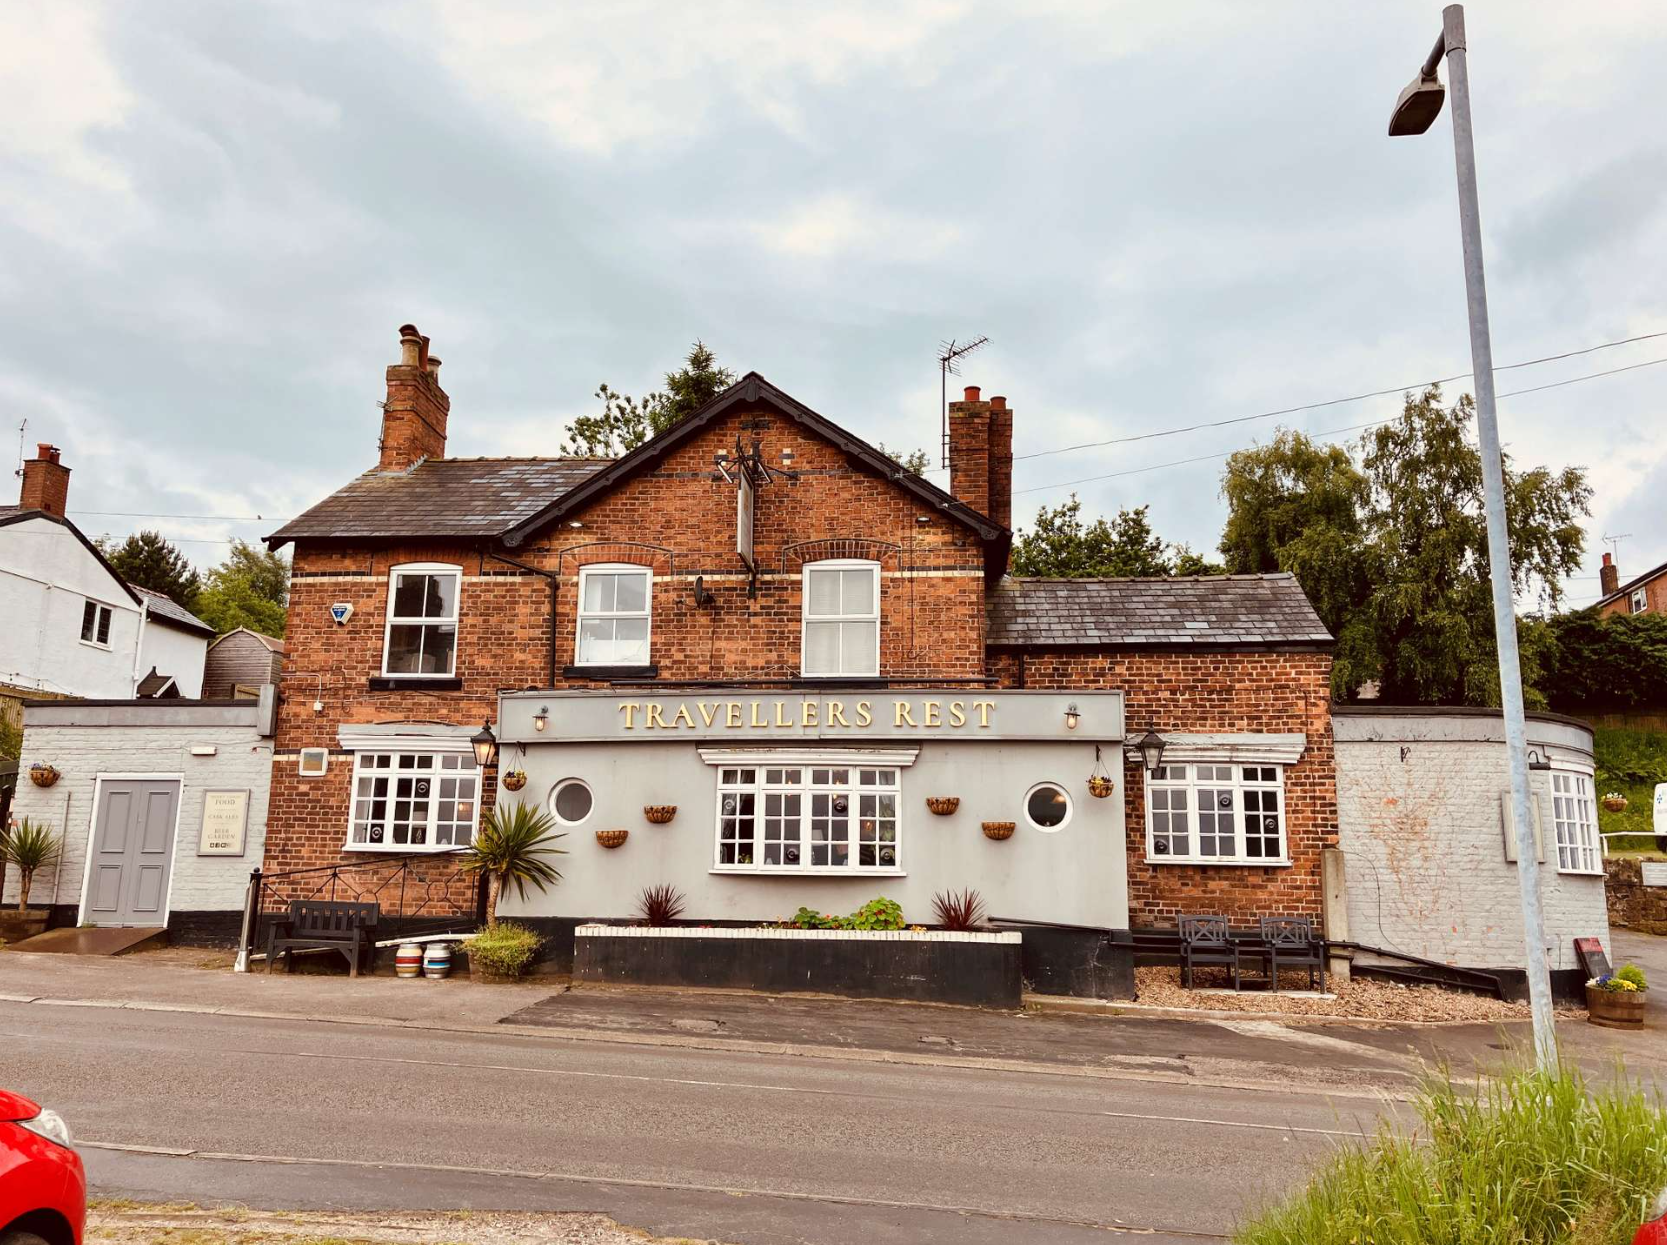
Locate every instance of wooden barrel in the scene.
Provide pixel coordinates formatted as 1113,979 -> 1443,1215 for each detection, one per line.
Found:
422,942 -> 453,980
395,942 -> 423,978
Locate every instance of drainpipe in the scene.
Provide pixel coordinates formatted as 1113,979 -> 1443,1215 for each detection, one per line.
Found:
130,598 -> 151,696
483,548 -> 560,688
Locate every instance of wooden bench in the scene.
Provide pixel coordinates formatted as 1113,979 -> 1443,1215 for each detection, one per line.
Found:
264,900 -> 380,976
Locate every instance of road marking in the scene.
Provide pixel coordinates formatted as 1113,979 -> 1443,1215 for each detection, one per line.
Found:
80,1140 -> 1232,1239
230,1046 -> 1379,1137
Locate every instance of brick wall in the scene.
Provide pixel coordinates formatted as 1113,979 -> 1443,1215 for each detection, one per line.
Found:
1599,569 -> 1667,617
270,404 -> 989,875
1604,858 -> 1667,936
990,648 -> 1336,928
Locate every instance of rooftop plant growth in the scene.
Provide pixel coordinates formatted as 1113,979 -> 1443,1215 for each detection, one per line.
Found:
1236,1060 -> 1667,1245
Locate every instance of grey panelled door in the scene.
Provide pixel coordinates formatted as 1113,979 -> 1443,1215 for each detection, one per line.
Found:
86,780 -> 180,926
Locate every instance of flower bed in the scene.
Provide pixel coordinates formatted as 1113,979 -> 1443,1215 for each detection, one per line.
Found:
574,923 -> 1023,1008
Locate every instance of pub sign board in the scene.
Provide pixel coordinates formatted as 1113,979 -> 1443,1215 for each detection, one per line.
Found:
499,689 -> 1125,745
198,789 -> 250,856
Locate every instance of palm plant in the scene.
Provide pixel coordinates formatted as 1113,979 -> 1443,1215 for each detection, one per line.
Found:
2,819 -> 62,913
931,888 -> 986,931
461,803 -> 566,925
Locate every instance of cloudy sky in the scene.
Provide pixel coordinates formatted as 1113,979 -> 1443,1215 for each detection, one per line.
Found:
3,1 -> 1663,605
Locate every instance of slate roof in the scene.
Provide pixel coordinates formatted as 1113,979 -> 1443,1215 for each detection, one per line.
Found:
986,573 -> 1333,649
0,505 -> 17,520
135,667 -> 180,697
268,458 -> 613,545
131,584 -> 215,636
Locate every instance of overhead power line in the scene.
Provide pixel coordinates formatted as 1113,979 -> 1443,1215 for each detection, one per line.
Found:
1014,355 -> 1667,497
1013,330 -> 1667,462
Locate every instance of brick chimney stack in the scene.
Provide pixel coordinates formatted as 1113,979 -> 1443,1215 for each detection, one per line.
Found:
986,394 -> 1012,532
378,323 -> 450,471
947,385 -> 1015,528
19,443 -> 70,517
947,385 -> 991,517
1600,552 -> 1620,597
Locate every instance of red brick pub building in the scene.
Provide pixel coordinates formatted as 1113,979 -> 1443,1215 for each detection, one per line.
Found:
264,326 -> 1337,997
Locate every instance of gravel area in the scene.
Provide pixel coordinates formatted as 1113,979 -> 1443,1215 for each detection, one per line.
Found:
1133,966 -> 1588,1022
86,1201 -> 723,1245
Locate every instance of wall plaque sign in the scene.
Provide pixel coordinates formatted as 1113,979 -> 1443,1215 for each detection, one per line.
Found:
1642,862 -> 1667,889
198,789 -> 250,856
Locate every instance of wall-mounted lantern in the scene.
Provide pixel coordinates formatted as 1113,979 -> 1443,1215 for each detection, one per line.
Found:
532,706 -> 549,733
1132,729 -> 1167,777
1063,702 -> 1081,731
471,721 -> 498,768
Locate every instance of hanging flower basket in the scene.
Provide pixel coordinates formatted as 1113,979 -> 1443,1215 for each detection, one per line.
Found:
1086,745 -> 1115,798
1601,793 -> 1629,813
644,805 -> 677,825
501,770 -> 528,792
28,764 -> 60,788
925,797 -> 960,816
981,821 -> 1016,841
596,829 -> 629,849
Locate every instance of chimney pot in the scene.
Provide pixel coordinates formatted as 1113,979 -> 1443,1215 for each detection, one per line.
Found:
989,395 -> 1006,410
398,324 -> 423,368
1602,552 -> 1612,566
963,385 -> 981,402
426,355 -> 442,378
1599,551 -> 1620,597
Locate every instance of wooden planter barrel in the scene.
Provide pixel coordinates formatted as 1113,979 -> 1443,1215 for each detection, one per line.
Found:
1586,985 -> 1646,1029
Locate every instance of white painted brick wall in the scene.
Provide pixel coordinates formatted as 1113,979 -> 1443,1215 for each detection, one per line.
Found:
1336,735 -> 1609,973
4,723 -> 271,916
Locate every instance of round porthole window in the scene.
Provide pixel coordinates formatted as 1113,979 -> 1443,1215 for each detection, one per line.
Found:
550,778 -> 594,825
1024,782 -> 1071,832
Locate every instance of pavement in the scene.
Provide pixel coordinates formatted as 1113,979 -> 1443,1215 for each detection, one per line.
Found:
2,933 -> 1662,1244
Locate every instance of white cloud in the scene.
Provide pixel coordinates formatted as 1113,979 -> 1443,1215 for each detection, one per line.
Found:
415,0 -> 965,153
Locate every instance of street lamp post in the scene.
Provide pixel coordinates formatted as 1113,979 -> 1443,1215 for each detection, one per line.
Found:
1389,4 -> 1556,1066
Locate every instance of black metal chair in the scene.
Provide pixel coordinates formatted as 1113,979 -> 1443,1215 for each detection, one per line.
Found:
1179,914 -> 1241,989
1259,916 -> 1326,993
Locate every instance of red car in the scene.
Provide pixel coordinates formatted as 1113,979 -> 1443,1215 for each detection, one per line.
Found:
1639,1187 -> 1667,1245
0,1088 -> 83,1245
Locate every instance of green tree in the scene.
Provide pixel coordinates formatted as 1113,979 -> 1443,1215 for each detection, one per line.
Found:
876,443 -> 932,475
1011,495 -> 1187,577
101,530 -> 201,610
194,540 -> 291,637
1539,609 -> 1667,714
561,341 -> 736,456
1219,386 -> 1591,704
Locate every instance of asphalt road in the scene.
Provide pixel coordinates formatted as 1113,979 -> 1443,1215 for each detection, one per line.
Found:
1,1001 -> 1399,1244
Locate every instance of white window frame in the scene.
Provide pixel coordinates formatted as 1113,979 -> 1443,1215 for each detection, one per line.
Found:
1024,781 -> 1073,833
1549,770 -> 1601,875
80,599 -> 114,649
381,563 -> 461,678
344,745 -> 480,853
575,563 -> 653,667
702,748 -> 913,875
549,777 -> 594,826
1145,761 -> 1291,866
1631,587 -> 1649,613
801,559 -> 880,678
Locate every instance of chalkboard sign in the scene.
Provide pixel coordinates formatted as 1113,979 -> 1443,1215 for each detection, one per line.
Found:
1574,937 -> 1611,982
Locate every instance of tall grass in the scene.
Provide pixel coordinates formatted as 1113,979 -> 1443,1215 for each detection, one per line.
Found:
1237,1061 -> 1667,1245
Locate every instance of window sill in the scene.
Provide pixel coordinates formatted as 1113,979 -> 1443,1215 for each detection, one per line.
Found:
562,664 -> 659,680
368,675 -> 463,691
78,639 -> 113,652
1556,868 -> 1606,878
791,676 -> 889,688
1146,857 -> 1293,869
342,843 -> 470,854
710,867 -> 907,878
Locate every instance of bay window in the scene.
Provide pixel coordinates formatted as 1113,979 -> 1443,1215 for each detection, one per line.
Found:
383,564 -> 460,676
1147,762 -> 1288,865
802,561 -> 879,678
576,564 -> 651,666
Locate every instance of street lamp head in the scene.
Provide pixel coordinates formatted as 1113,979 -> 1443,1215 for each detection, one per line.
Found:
1389,70 -> 1446,136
